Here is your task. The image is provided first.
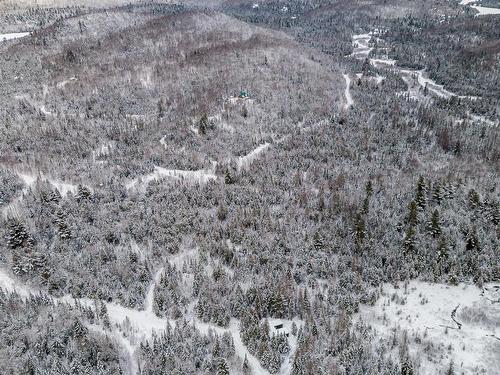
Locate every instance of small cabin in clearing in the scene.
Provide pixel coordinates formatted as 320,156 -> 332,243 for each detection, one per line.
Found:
238,90 -> 250,99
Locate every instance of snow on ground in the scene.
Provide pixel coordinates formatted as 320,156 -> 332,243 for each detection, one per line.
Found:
355,73 -> 385,85
342,74 -> 353,110
2,170 -> 81,217
92,142 -> 114,163
143,267 -> 164,313
350,33 -> 479,101
471,6 -> 500,15
125,162 -> 218,190
351,34 -> 373,59
369,58 -> 397,67
56,77 -> 77,89
460,0 -> 500,15
0,268 -> 34,298
237,143 -> 270,171
88,324 -> 139,375
468,113 -> 499,127
0,254 -> 298,375
267,317 -> 305,375
357,281 -> 500,375
0,32 -> 29,42
192,317 -> 269,375
159,135 -> 167,149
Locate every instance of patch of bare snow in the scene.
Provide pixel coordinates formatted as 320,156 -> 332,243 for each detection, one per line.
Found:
144,267 -> 164,313
126,162 -> 218,190
468,113 -> 499,127
357,281 -> 500,374
471,6 -> 500,15
56,77 -> 77,89
342,74 -> 353,110
351,34 -> 373,59
0,32 -> 29,42
237,143 -> 270,171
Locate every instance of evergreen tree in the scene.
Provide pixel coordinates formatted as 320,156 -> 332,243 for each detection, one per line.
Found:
407,201 -> 418,227
216,358 -> 230,375
225,169 -> 235,184
313,230 -> 325,251
436,237 -> 449,275
354,212 -> 366,248
198,113 -> 209,135
403,227 -> 416,257
415,176 -> 427,210
468,189 -> 480,210
432,182 -> 443,204
465,226 -> 479,252
427,209 -> 442,237
7,218 -> 33,249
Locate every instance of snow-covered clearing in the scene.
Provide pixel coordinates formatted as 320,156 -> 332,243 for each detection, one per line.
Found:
342,73 -> 353,110
471,5 -> 500,15
237,143 -> 270,171
460,0 -> 500,15
0,32 -> 29,42
358,281 -> 500,374
351,33 -> 373,59
125,162 -> 218,190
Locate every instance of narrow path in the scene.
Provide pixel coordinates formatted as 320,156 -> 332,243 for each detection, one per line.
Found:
343,74 -> 353,110
237,143 -> 270,171
0,266 -> 269,375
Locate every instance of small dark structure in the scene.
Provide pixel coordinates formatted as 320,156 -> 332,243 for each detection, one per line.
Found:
239,90 -> 250,99
274,323 -> 283,330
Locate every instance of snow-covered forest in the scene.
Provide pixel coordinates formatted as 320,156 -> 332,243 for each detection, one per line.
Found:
0,0 -> 498,374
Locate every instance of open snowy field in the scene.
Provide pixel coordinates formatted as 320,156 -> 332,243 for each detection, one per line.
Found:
358,281 -> 500,374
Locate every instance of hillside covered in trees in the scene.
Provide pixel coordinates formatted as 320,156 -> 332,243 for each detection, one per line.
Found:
0,0 -> 498,374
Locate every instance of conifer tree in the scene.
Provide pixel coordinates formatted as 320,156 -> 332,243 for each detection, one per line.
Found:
415,176 -> 427,210
216,359 -> 230,375
427,209 -> 442,238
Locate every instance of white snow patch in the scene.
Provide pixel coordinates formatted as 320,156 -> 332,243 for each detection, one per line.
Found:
56,77 -> 77,89
351,33 -> 373,59
461,1 -> 500,15
357,281 -> 500,374
0,32 -> 29,42
468,113 -> 499,128
342,73 -> 353,110
126,162 -> 218,190
237,143 -> 270,171
144,267 -> 164,314
471,5 -> 500,15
